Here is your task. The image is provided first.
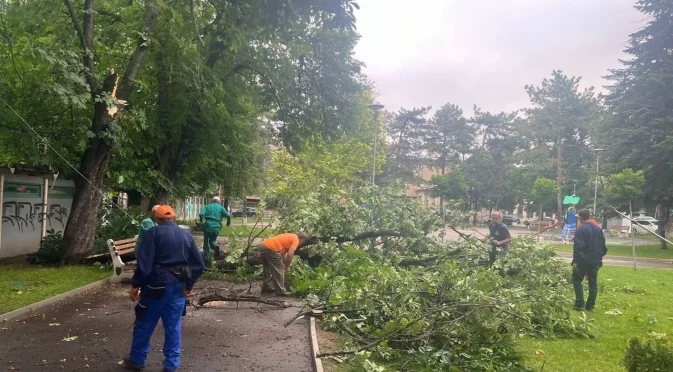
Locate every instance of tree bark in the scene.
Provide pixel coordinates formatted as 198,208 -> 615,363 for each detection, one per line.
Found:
149,189 -> 170,207
125,190 -> 142,207
61,71 -> 120,262
61,2 -> 159,262
150,44 -> 203,202
471,192 -> 479,225
556,133 -> 563,219
657,203 -> 670,250
439,157 -> 446,218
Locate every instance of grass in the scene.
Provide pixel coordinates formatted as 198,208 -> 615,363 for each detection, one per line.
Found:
0,261 -> 110,314
220,225 -> 276,238
550,243 -> 673,260
518,266 -> 673,372
228,217 -> 274,225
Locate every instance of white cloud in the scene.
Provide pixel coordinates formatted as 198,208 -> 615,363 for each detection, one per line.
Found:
354,0 -> 645,114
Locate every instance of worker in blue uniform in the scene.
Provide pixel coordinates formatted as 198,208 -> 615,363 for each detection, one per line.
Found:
124,205 -> 205,372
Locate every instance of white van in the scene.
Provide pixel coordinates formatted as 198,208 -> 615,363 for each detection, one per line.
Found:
631,216 -> 658,234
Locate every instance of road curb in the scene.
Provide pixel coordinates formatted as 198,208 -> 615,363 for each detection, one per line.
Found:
1,277 -> 110,323
309,317 -> 324,372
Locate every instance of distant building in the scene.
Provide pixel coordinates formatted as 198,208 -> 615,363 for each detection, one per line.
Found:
0,165 -> 74,259
406,165 -> 442,210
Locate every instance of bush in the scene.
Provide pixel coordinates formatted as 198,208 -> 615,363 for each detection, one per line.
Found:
623,334 -> 673,371
29,229 -> 65,265
92,202 -> 147,254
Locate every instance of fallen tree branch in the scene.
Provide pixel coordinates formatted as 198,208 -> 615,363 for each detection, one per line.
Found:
283,306 -> 366,328
298,230 -> 403,249
197,293 -> 290,308
397,256 -> 441,267
316,301 -> 527,359
446,225 -> 472,241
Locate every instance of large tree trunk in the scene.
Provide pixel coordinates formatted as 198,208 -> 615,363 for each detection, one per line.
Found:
149,189 -> 170,207
61,2 -> 159,262
657,203 -> 670,250
149,44 -> 203,205
555,133 -> 564,218
471,192 -> 479,225
439,158 -> 446,218
62,72 -> 119,262
126,190 -> 142,207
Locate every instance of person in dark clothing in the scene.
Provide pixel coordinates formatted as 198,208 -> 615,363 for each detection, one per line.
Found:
124,205 -> 205,372
572,209 -> 608,311
488,211 -> 512,264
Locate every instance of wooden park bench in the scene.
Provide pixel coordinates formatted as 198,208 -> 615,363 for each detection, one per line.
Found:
107,236 -> 137,283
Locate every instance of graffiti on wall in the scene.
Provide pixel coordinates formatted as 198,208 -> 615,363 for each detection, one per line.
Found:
1,201 -> 69,232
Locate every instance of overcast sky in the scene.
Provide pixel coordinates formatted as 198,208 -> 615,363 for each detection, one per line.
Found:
354,0 -> 646,115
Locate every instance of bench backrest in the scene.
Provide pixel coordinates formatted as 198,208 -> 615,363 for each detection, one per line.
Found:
111,237 -> 137,256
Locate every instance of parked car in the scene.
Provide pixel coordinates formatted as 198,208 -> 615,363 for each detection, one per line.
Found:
230,207 -> 257,218
246,207 -> 257,217
502,214 -> 521,226
631,216 -> 658,234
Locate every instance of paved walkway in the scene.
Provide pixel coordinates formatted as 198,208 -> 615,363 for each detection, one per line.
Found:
0,281 -> 312,372
556,252 -> 673,269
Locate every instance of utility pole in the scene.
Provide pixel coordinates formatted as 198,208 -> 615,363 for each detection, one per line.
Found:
592,148 -> 604,215
368,103 -> 385,185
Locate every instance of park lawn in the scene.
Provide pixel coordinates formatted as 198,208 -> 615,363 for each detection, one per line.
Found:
0,261 -> 109,314
220,225 -> 275,238
518,266 -> 673,372
228,217 -> 274,225
550,243 -> 673,260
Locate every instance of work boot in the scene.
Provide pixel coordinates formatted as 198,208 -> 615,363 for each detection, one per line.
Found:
574,306 -> 585,311
123,358 -> 145,371
214,246 -> 221,259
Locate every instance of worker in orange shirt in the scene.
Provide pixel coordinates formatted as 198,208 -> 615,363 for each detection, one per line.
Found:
578,217 -> 601,228
258,232 -> 309,296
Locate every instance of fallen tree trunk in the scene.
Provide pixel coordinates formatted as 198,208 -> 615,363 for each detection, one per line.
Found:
298,230 -> 403,249
87,230 -> 404,267
397,256 -> 441,267
214,230 -> 404,269
196,293 -> 290,308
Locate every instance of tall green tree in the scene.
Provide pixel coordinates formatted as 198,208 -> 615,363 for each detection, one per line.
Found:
430,169 -> 468,215
604,169 -> 646,212
0,0 -> 362,261
468,107 -> 520,210
382,107 -> 431,184
531,177 -> 559,220
524,71 -> 597,219
424,103 -> 472,174
603,0 -> 673,248
422,103 -> 472,216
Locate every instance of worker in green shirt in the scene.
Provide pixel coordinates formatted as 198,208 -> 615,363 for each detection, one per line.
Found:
199,196 -> 231,263
134,205 -> 160,256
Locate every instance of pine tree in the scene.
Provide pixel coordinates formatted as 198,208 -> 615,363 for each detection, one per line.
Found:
604,0 -> 673,248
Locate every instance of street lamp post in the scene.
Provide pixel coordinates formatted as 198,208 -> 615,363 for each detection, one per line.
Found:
592,148 -> 604,215
368,103 -> 385,185
572,179 -> 578,196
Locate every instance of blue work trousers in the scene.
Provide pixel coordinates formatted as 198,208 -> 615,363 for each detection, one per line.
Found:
129,283 -> 186,372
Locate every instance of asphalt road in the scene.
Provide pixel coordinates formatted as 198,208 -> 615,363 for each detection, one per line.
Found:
1,281 -> 312,372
